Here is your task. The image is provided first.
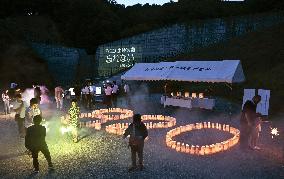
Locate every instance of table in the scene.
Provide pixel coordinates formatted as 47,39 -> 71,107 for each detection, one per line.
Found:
161,96 -> 215,110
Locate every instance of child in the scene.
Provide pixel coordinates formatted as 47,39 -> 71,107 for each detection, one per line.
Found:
123,114 -> 148,172
25,115 -> 53,173
26,98 -> 41,128
69,99 -> 80,143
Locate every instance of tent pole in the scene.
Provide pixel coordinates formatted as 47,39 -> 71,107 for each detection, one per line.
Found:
224,83 -> 233,120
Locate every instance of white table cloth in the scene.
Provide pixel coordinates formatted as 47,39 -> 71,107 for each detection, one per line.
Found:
164,97 -> 192,108
163,97 -> 215,109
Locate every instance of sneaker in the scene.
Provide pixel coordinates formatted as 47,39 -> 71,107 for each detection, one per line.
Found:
254,146 -> 261,150
33,170 -> 39,174
128,166 -> 137,172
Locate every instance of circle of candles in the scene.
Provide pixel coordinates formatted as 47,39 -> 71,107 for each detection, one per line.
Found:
165,122 -> 240,155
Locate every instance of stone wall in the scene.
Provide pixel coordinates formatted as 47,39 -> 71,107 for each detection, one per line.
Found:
31,43 -> 80,86
96,11 -> 284,77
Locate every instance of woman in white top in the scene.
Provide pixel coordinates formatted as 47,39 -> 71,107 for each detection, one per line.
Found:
2,90 -> 10,114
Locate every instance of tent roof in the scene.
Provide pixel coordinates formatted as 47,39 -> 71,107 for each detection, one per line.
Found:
121,60 -> 245,83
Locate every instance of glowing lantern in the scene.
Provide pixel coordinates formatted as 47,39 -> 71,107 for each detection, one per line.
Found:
185,92 -> 190,98
186,144 -> 190,153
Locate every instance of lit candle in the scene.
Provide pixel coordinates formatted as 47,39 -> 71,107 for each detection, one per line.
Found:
195,145 -> 200,155
186,144 -> 190,153
205,145 -> 210,155
226,125 -> 230,132
190,145 -> 195,154
181,143 -> 186,153
200,146 -> 205,155
176,142 -> 181,152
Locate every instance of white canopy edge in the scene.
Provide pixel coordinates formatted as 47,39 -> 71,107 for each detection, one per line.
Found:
121,60 -> 245,83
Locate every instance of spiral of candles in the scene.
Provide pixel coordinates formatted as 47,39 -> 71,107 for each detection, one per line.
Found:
80,108 -> 134,123
61,108 -> 134,131
60,115 -> 102,130
105,115 -> 177,135
166,122 -> 240,155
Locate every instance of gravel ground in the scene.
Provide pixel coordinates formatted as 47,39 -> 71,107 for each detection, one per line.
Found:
0,95 -> 283,179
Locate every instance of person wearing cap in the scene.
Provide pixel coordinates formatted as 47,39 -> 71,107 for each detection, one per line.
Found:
25,115 -> 53,173
123,114 -> 148,172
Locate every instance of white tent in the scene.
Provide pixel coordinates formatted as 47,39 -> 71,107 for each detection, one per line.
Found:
121,60 -> 245,83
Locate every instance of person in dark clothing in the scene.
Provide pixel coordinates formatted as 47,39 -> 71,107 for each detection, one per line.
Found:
74,84 -> 82,105
14,94 -> 26,137
123,114 -> 148,172
33,85 -> 41,104
240,95 -> 261,150
25,115 -> 53,173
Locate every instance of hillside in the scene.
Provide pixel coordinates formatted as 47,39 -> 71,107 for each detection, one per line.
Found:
172,23 -> 284,114
0,16 -> 61,89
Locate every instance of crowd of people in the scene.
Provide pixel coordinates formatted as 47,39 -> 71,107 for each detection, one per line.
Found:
0,81 -> 140,173
0,81 -> 271,174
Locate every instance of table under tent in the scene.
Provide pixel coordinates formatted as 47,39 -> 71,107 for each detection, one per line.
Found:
121,60 -> 245,110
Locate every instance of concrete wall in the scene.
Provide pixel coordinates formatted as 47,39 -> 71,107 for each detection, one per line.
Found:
31,43 -> 80,86
96,11 -> 284,77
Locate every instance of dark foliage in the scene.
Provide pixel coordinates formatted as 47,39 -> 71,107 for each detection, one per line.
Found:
0,0 -> 283,52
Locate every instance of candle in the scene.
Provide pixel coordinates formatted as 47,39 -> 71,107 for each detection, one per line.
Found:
181,143 -> 186,153
195,145 -> 200,155
190,145 -> 195,154
186,144 -> 190,153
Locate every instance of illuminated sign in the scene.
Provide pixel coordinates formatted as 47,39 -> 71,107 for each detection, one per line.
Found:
95,87 -> 102,95
97,45 -> 142,76
105,47 -> 136,68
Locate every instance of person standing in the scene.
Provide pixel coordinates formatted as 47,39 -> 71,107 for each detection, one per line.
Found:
240,95 -> 261,150
81,85 -> 89,109
104,84 -> 113,109
112,81 -> 119,107
2,90 -> 10,115
86,82 -> 93,110
25,115 -> 53,173
123,114 -> 148,172
68,99 -> 80,143
124,83 -> 130,106
33,85 -> 41,104
26,98 -> 42,128
14,94 -> 26,137
55,86 -> 64,110
74,84 -> 82,105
